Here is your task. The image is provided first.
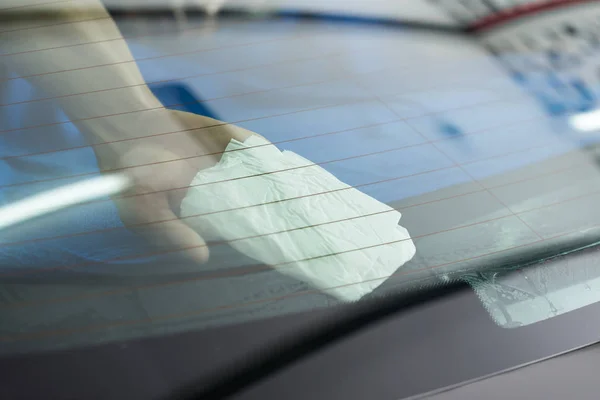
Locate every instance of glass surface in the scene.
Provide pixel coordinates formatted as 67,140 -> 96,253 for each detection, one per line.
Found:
3,0 -> 600,357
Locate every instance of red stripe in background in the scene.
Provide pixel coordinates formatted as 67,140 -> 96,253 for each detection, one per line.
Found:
470,0 -> 600,32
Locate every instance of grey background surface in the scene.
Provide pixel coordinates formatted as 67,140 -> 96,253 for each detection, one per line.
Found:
424,343 -> 600,400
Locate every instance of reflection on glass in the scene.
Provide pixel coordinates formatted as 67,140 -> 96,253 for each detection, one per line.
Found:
570,109 -> 600,132
0,174 -> 130,231
466,246 -> 600,327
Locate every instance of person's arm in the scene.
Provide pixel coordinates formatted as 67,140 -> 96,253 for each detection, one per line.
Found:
1,0 -> 258,263
2,1 -> 257,157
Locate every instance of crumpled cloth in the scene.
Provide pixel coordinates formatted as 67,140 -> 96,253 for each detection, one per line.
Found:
180,135 -> 416,301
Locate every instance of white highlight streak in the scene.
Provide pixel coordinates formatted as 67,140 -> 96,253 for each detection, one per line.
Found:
570,110 -> 600,132
0,174 -> 130,230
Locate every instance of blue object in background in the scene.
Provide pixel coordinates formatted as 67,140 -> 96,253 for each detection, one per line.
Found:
150,83 -> 220,119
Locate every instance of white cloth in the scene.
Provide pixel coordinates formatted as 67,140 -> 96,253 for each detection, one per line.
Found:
180,135 -> 416,301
